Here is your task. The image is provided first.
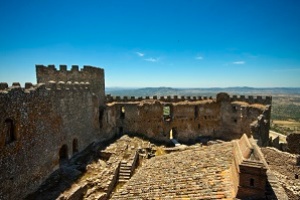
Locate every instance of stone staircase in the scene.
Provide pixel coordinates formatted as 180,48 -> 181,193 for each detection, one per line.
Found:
118,160 -> 132,183
117,150 -> 139,183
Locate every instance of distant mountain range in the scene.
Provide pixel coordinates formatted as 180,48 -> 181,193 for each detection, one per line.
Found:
106,87 -> 300,97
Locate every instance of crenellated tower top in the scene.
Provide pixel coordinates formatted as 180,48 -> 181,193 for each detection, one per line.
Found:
36,64 -> 105,104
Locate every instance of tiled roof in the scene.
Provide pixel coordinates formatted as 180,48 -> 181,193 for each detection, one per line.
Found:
111,142 -> 235,199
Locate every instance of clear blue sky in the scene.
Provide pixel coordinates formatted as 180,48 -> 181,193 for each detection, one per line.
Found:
1,0 -> 300,88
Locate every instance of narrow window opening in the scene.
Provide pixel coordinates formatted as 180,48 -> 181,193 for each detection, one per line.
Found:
295,174 -> 299,179
232,105 -> 238,112
59,144 -> 69,166
5,118 -> 15,145
99,107 -> 104,128
72,138 -> 78,154
163,105 -> 171,122
194,106 -> 199,119
198,124 -> 201,129
120,106 -> 125,119
250,178 -> 254,187
119,127 -> 124,135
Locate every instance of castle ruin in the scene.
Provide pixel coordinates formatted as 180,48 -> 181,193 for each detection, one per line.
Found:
0,65 -> 294,199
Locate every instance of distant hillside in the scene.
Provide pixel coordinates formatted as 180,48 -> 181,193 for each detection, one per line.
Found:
106,87 -> 300,97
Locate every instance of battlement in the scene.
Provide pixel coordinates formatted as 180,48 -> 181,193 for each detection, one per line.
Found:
0,81 -> 91,96
36,64 -> 104,75
231,95 -> 272,105
106,93 -> 272,105
106,94 -> 214,103
36,64 -> 105,105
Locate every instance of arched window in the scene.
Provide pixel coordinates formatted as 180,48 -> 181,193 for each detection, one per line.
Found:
72,139 -> 78,154
59,144 -> 68,166
5,118 -> 15,145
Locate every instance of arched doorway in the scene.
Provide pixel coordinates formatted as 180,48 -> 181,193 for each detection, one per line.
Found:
59,144 -> 68,166
72,138 -> 78,154
120,106 -> 125,119
169,128 -> 178,140
169,129 -> 173,139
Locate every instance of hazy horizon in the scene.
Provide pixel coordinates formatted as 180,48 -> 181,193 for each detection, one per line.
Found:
1,0 -> 300,88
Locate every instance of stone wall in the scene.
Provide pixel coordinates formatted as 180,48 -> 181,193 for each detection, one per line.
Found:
36,64 -> 105,105
0,80 -> 105,200
104,93 -> 271,145
262,147 -> 300,199
0,64 -> 273,199
286,133 -> 300,154
106,93 -> 272,105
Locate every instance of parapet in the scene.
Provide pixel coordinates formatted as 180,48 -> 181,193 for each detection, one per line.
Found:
35,64 -> 105,105
0,81 -> 91,96
106,93 -> 273,105
105,94 -> 214,103
36,64 -> 104,83
36,64 -> 103,73
231,95 -> 272,105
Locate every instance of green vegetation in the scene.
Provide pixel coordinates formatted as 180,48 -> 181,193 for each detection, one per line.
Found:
271,99 -> 300,121
272,104 -> 300,121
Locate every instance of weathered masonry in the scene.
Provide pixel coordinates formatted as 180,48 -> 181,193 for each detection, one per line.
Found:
103,93 -> 271,146
0,64 -> 273,199
0,65 -> 108,200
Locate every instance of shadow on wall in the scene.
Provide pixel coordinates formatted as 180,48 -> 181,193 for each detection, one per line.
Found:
25,140 -> 108,200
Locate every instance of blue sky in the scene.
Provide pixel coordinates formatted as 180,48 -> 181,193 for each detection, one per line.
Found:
0,0 -> 300,88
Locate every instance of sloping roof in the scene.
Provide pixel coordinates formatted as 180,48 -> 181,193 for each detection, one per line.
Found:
111,142 -> 235,199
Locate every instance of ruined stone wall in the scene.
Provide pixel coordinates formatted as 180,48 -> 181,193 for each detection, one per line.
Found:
286,133 -> 300,154
106,94 -> 272,105
104,93 -> 271,144
0,81 -> 104,200
36,64 -> 105,105
262,147 -> 300,199
104,99 -> 220,143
